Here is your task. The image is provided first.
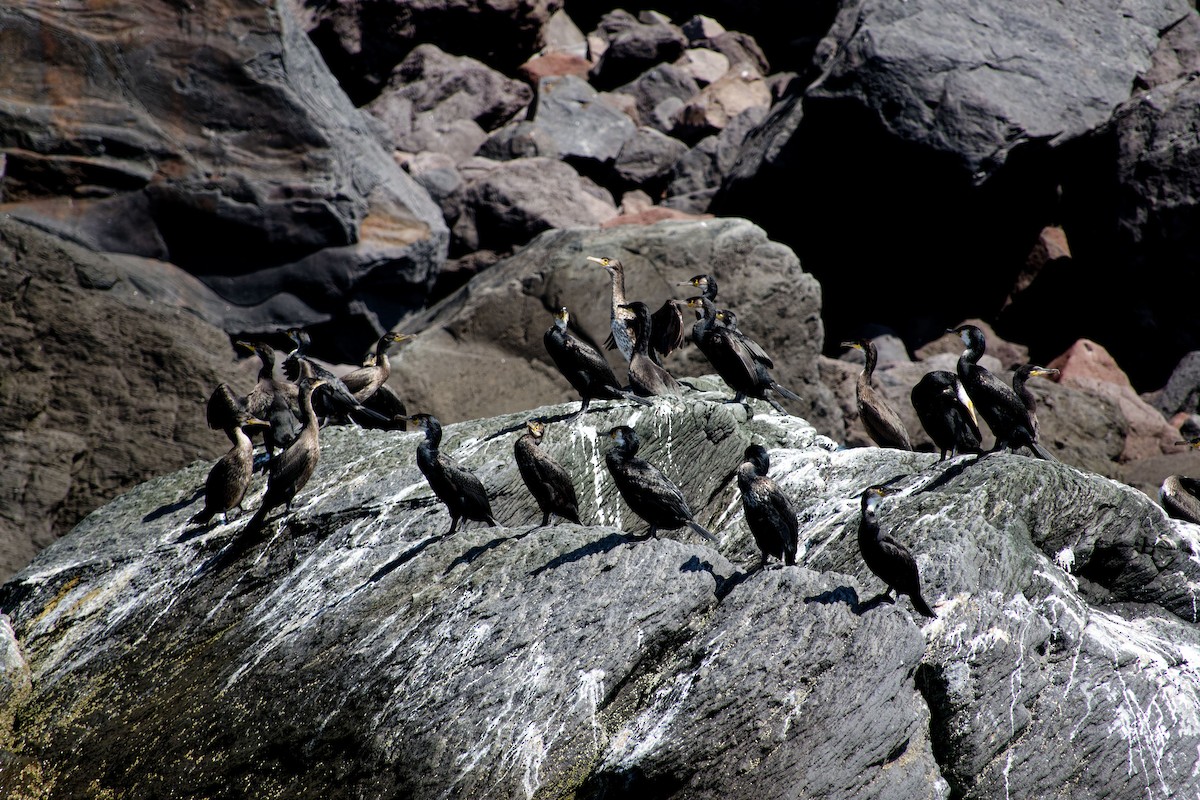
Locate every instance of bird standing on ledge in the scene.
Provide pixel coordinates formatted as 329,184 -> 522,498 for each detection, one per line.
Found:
605,425 -> 716,542
841,339 -> 913,451
514,419 -> 582,527
588,255 -> 684,366
857,486 -> 936,619
544,306 -> 651,420
736,445 -> 798,568
407,413 -> 497,534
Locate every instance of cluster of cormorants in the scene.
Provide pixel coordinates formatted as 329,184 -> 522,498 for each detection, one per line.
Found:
193,255 -> 1079,619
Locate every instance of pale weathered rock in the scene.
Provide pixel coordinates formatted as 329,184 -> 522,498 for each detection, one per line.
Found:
672,64 -> 771,139
538,8 -> 590,58
616,64 -> 701,133
530,75 -> 638,164
674,47 -> 731,86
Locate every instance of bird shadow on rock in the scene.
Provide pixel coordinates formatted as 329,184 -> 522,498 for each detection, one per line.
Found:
529,532 -> 635,577
803,585 -> 862,611
910,454 -> 982,495
364,532 -> 454,587
444,529 -> 536,574
144,488 -> 204,524
680,554 -> 743,599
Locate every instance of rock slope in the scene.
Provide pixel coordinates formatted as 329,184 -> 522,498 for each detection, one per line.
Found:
1,391 -> 1198,799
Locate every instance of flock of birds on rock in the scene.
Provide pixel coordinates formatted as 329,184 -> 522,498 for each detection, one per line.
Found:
192,254 -> 1184,618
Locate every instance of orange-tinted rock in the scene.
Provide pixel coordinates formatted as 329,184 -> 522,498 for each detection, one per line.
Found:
601,207 -> 712,227
519,52 -> 592,84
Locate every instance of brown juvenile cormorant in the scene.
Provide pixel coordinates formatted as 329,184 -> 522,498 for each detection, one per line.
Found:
544,306 -> 651,420
340,331 -> 413,403
604,425 -> 716,542
588,256 -> 684,366
858,486 -> 936,618
242,377 -> 328,535
407,412 -> 497,533
737,445 -> 798,568
619,301 -> 683,397
841,339 -> 913,450
953,325 -> 1054,460
1012,364 -> 1060,440
206,383 -> 247,433
190,412 -> 271,526
910,371 -> 982,461
686,296 -> 800,414
236,341 -> 303,463
514,419 -> 582,527
282,329 -> 390,425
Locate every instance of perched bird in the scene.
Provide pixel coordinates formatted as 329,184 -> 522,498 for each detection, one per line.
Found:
619,301 -> 682,397
588,255 -> 684,365
686,296 -> 800,414
858,486 -> 936,618
190,412 -> 271,526
1161,438 -> 1200,524
841,339 -> 913,450
678,273 -> 719,304
604,425 -> 716,542
407,413 -> 496,534
242,377 -> 328,535
910,371 -> 982,461
340,331 -> 413,403
237,341 -> 302,463
206,383 -> 247,433
514,419 -> 582,527
281,329 -> 390,426
952,325 -> 1054,460
1011,364 -> 1060,440
736,445 -> 798,568
544,306 -> 651,420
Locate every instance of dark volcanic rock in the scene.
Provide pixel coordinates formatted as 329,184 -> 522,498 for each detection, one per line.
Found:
612,127 -> 689,192
1148,351 -> 1200,419
616,64 -> 701,134
529,75 -> 638,165
2,394 -> 1199,798
589,10 -> 690,90
0,216 -> 232,582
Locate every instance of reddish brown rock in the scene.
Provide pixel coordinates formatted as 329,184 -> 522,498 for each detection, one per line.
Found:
519,52 -> 592,84
601,207 -> 712,227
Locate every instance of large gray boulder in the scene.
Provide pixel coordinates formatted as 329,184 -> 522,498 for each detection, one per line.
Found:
2,390 -> 1198,798
0,0 -> 448,357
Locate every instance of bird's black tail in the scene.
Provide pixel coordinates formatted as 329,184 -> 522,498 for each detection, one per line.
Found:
1028,441 -> 1059,462
189,506 -> 215,526
621,390 -> 654,407
910,591 -> 937,619
770,382 -> 802,402
687,521 -> 718,543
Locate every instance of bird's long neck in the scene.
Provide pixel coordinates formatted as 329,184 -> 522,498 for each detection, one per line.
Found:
423,420 -> 443,450
861,342 -> 878,384
1012,373 -> 1036,414
298,386 -> 320,430
858,511 -> 880,546
608,269 -> 627,316
257,353 -> 274,383
232,425 -> 254,455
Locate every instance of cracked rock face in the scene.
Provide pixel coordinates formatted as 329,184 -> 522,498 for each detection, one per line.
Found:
1,395 -> 1199,799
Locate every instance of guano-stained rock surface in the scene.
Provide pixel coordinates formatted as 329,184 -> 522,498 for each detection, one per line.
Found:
1,394 -> 1199,799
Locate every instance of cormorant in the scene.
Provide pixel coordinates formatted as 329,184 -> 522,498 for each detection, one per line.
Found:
588,255 -> 684,365
514,419 -> 582,527
1160,438 -> 1200,524
281,328 -> 390,425
841,339 -> 913,450
910,371 -> 982,461
686,296 -> 800,414
206,383 -> 247,433
737,445 -> 798,567
678,274 -> 718,302
858,486 -> 936,618
237,341 -> 302,462
406,413 -> 497,534
242,377 -> 328,535
952,325 -> 1054,460
543,306 -> 651,420
190,412 -> 270,526
604,425 -> 716,542
1012,364 -> 1060,440
619,301 -> 682,397
340,331 -> 413,403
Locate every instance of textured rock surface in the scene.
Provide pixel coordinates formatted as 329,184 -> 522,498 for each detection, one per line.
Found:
2,391 -> 1199,798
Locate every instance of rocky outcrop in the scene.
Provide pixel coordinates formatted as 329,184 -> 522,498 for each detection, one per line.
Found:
2,389 -> 1198,798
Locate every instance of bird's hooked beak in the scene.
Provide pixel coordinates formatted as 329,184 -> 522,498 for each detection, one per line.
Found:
242,416 -> 271,429
235,340 -> 256,353
840,341 -> 864,352
1030,367 -> 1060,380
388,332 -> 414,344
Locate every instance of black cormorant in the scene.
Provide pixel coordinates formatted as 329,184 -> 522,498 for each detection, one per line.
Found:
737,445 -> 798,567
858,486 -> 936,618
340,331 -> 412,403
619,301 -> 682,397
242,377 -> 328,535
407,412 -> 497,534
544,306 -> 651,420
910,371 -> 982,461
604,425 -> 716,542
190,412 -> 270,526
588,255 -> 684,365
1012,364 -> 1059,440
953,325 -> 1054,460
841,339 -> 913,450
282,328 -> 390,425
514,419 -> 582,526
686,296 -> 800,414
679,274 -> 718,302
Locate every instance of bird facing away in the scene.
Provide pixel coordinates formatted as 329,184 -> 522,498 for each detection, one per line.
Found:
619,301 -> 682,397
543,306 -> 651,421
242,377 -> 328,536
858,486 -> 936,618
952,325 -> 1054,460
910,371 -> 982,461
1011,364 -> 1060,440
841,339 -> 913,450
686,296 -> 800,414
604,425 -> 716,542
206,382 -> 247,433
237,341 -> 302,463
339,331 -> 413,403
737,445 -> 799,568
1161,438 -> 1200,524
190,412 -> 271,526
514,419 -> 582,527
587,255 -> 684,366
407,412 -> 497,534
